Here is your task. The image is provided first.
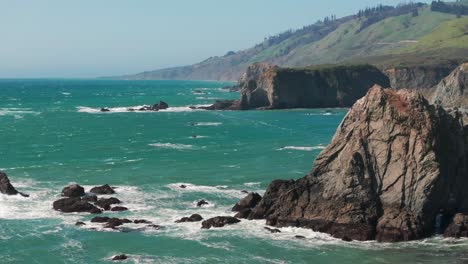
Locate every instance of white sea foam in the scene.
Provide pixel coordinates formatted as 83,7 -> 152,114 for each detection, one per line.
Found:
192,122 -> 222,126
0,108 -> 40,116
166,183 -> 258,199
278,146 -> 326,151
77,105 -> 209,113
149,143 -> 194,150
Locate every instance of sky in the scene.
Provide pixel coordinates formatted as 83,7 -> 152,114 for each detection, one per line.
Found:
0,0 -> 432,78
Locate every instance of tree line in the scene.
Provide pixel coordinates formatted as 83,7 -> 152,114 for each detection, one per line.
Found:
431,1 -> 468,17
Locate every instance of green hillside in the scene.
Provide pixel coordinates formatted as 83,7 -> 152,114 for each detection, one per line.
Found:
114,2 -> 468,81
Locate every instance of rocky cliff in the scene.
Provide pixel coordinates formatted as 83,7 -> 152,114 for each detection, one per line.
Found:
217,63 -> 390,110
384,64 -> 458,96
431,63 -> 468,108
247,85 -> 468,242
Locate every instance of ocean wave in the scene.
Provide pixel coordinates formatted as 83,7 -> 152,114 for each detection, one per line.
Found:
77,105 -> 210,114
278,146 -> 326,151
149,143 -> 194,150
191,122 -> 222,126
0,108 -> 40,116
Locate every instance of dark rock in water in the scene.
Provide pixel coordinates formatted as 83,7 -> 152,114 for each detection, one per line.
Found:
90,184 -> 115,195
53,197 -> 102,214
61,184 -> 85,198
444,214 -> 468,238
175,214 -> 203,223
100,108 -> 110,112
234,208 -> 252,219
250,85 -> 468,242
0,171 -> 28,197
232,192 -> 262,212
264,227 -> 281,233
294,235 -> 306,239
112,254 -> 128,261
105,218 -> 132,229
95,197 -> 121,210
241,190 -> 249,194
91,216 -> 110,223
111,206 -> 128,212
201,216 -> 240,229
82,194 -> 98,203
152,101 -> 169,110
134,219 -> 152,224
179,185 -> 187,189
75,221 -> 86,226
197,200 -> 209,207
342,236 -> 353,242
147,224 -> 161,230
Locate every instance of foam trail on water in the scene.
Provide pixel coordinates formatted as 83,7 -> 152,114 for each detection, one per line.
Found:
278,146 -> 326,151
149,143 -> 194,150
77,105 -> 210,113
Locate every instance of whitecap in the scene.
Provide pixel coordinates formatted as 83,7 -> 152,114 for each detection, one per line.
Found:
0,108 -> 40,116
149,143 -> 194,150
278,146 -> 326,151
192,122 -> 222,126
77,105 -> 209,114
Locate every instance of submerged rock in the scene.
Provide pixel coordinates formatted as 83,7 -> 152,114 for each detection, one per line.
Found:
152,101 -> 169,110
53,197 -> 102,214
232,192 -> 262,212
201,216 -> 240,229
196,200 -> 209,207
264,227 -> 281,233
95,197 -> 121,210
61,184 -> 85,198
100,108 -> 110,112
175,214 -> 203,223
250,85 -> 468,242
111,206 -> 128,212
90,184 -> 115,195
0,171 -> 28,197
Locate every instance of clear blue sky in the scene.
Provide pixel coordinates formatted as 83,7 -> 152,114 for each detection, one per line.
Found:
0,0 -> 431,78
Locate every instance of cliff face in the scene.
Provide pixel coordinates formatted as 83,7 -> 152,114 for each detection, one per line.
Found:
249,85 -> 468,242
384,65 -> 458,96
237,63 -> 390,109
431,63 -> 468,108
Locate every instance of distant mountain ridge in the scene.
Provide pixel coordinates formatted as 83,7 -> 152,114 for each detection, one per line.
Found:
109,1 -> 468,81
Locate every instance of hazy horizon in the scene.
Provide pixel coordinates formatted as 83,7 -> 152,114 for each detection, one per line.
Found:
1,0 -> 432,78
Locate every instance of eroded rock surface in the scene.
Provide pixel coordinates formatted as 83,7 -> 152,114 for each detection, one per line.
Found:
432,63 -> 468,108
250,85 -> 468,242
0,171 -> 28,197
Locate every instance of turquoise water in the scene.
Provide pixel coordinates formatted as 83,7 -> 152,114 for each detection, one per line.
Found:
1,79 -> 467,263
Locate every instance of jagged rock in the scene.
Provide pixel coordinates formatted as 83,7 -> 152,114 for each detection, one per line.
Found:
82,194 -> 98,202
112,255 -> 128,261
90,184 -> 115,195
61,184 -> 85,198
232,192 -> 262,212
111,206 -> 128,212
91,216 -> 110,223
152,101 -> 169,110
201,216 -> 240,229
75,221 -> 86,226
234,208 -> 252,219
134,219 -> 152,224
0,171 -> 28,197
53,197 -> 102,214
431,63 -> 468,108
175,214 -> 203,223
444,213 -> 468,238
105,218 -> 132,229
196,200 -> 209,207
95,197 -> 121,210
250,85 -> 468,242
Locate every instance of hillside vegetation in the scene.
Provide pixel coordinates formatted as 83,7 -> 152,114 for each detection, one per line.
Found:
114,1 -> 468,81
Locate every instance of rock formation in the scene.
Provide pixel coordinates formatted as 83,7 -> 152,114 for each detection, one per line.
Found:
384,64 -> 457,94
90,184 -> 115,195
431,63 -> 468,108
201,216 -> 240,229
61,184 -> 85,198
249,85 -> 468,242
202,63 -> 390,110
0,171 -> 29,197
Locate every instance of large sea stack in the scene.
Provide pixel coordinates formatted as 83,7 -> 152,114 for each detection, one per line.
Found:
248,85 -> 468,242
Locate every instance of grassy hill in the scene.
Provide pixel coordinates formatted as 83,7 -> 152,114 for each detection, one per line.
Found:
113,2 -> 468,81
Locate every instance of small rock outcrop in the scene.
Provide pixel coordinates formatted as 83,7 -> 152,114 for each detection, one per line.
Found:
250,85 -> 468,242
175,214 -> 203,223
95,197 -> 121,210
0,171 -> 28,197
201,216 -> 240,229
444,213 -> 468,238
431,63 -> 468,108
61,184 -> 85,198
196,200 -> 209,207
232,192 -> 262,212
90,184 -> 115,195
112,255 -> 128,261
53,197 -> 102,214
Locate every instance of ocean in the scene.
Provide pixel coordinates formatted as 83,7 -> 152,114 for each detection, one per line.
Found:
0,79 -> 467,263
